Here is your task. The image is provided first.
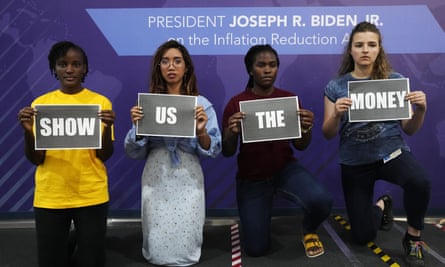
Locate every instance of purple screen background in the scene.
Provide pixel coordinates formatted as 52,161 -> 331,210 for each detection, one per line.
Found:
1,0 -> 444,215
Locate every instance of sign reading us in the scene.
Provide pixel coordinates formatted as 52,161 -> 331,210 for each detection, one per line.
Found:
348,78 -> 411,122
239,96 -> 301,143
137,93 -> 197,138
34,105 -> 101,150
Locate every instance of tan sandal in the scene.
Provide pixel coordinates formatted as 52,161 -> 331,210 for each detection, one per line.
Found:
302,233 -> 325,258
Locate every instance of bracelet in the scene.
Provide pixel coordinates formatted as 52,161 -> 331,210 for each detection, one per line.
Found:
301,125 -> 313,134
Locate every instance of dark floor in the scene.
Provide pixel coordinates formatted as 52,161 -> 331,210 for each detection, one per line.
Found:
1,214 -> 444,267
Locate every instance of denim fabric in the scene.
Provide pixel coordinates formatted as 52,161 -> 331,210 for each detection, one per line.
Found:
236,161 -> 333,256
324,72 -> 411,165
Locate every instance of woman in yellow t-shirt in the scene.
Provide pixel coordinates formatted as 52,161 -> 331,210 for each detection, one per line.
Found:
17,41 -> 115,267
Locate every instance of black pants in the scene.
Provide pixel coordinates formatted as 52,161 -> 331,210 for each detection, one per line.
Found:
34,202 -> 108,267
341,151 -> 430,245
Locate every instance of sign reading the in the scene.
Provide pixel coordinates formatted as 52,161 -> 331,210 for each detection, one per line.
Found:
34,104 -> 101,150
137,93 -> 197,137
239,96 -> 300,143
348,78 -> 411,122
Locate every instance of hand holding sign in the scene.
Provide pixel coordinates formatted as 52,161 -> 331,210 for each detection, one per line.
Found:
130,106 -> 144,125
334,97 -> 353,118
195,105 -> 208,136
401,90 -> 427,136
239,96 -> 301,143
34,104 -> 102,150
298,108 -> 314,132
137,93 -> 197,137
227,112 -> 246,135
195,105 -> 212,150
98,109 -> 116,127
348,78 -> 411,122
18,106 -> 37,132
405,91 -> 427,112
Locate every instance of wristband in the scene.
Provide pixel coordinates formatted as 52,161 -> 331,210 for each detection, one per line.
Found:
301,125 -> 313,134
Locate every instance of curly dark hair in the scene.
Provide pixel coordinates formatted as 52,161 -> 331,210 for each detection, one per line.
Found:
48,41 -> 89,82
244,44 -> 280,90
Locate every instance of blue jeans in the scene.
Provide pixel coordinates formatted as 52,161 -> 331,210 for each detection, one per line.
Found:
341,150 -> 431,245
236,161 -> 333,256
34,202 -> 108,267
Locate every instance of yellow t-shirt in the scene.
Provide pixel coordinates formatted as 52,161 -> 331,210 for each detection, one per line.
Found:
31,88 -> 114,209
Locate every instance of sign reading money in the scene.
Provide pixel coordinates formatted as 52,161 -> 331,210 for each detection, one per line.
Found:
239,96 -> 301,143
34,104 -> 101,150
137,93 -> 197,137
348,78 -> 411,122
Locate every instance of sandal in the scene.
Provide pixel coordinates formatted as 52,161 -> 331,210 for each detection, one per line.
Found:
302,233 -> 325,258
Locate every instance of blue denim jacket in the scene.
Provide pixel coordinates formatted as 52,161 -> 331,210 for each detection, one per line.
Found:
324,72 -> 410,165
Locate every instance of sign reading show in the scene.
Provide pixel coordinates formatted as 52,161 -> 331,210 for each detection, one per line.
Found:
348,78 -> 411,122
239,96 -> 301,143
34,104 -> 101,150
137,93 -> 197,137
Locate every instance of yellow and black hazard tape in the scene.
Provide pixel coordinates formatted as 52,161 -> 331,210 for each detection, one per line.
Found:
333,215 -> 401,267
333,214 -> 351,230
367,242 -> 400,267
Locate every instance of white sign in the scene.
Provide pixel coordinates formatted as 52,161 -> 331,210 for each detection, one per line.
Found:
348,78 -> 411,122
137,93 -> 197,137
239,96 -> 300,143
34,104 -> 101,150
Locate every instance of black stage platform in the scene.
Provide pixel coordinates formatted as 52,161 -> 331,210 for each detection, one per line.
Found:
1,214 -> 444,267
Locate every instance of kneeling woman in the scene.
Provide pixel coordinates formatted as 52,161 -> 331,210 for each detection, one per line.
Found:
124,40 -> 221,266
